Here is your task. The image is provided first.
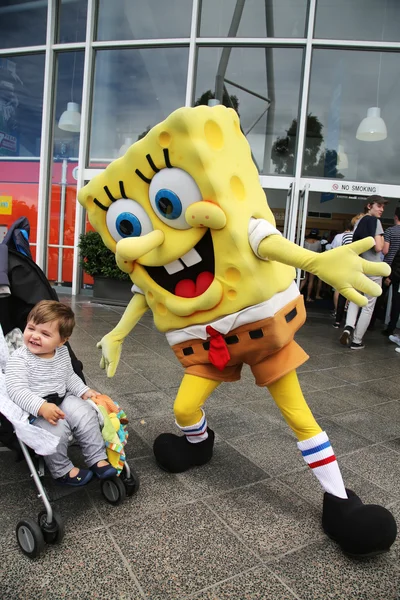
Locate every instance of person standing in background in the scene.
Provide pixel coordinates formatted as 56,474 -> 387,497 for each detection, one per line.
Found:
299,228 -> 322,302
381,206 -> 400,340
339,196 -> 387,349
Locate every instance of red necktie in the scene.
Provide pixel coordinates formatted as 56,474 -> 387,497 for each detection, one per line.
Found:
206,325 -> 231,371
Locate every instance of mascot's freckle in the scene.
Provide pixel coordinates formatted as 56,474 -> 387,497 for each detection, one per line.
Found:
79,105 -> 396,557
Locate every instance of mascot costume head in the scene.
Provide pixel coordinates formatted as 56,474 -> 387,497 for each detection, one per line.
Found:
79,105 -> 396,557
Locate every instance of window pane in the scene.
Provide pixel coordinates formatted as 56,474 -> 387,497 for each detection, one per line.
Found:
0,0 -> 47,49
305,49 -> 400,185
96,0 -> 192,41
89,48 -> 189,165
0,54 -> 45,157
58,0 -> 87,44
200,0 -> 308,38
315,0 -> 400,42
195,47 -> 303,175
47,52 -> 84,287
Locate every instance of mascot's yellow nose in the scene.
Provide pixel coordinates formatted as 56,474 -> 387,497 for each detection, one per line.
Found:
185,201 -> 226,230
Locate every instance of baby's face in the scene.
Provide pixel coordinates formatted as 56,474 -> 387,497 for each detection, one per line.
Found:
24,320 -> 65,359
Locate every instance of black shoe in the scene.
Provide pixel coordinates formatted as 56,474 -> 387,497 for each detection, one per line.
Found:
350,342 -> 365,350
153,428 -> 215,473
339,326 -> 353,346
332,322 -> 340,329
382,329 -> 393,337
322,490 -> 397,557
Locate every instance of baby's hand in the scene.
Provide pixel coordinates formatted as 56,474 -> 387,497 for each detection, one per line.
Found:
81,388 -> 100,400
38,402 -> 65,426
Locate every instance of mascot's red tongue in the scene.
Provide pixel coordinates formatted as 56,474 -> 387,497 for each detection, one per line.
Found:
175,272 -> 214,298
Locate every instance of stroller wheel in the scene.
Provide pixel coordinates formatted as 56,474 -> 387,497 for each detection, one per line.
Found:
100,476 -> 126,506
120,467 -> 140,497
16,518 -> 45,558
38,510 -> 65,544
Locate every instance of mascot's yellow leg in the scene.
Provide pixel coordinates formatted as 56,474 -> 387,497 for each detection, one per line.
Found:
267,370 -> 322,441
173,374 -> 220,427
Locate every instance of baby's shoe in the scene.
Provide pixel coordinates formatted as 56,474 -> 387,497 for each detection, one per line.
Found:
57,468 -> 93,486
91,462 -> 118,479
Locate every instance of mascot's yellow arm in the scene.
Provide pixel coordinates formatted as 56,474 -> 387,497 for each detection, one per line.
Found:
258,234 -> 390,307
97,293 -> 148,377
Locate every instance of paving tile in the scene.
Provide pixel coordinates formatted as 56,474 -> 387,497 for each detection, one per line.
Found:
317,418 -> 374,457
115,503 -> 260,600
86,367 -> 158,396
361,378 -> 400,401
0,529 -> 143,600
178,440 -> 269,495
117,389 -> 176,419
324,364 -> 394,385
329,384 -> 391,408
340,445 -> 400,497
297,370 -> 345,391
204,480 -> 322,559
89,456 -> 196,522
207,405 -> 283,440
191,566 -> 298,599
227,429 -> 304,476
163,385 -> 235,410
369,400 -> 400,423
330,408 -> 400,442
302,389 -> 354,417
269,540 -> 399,600
279,465 -> 397,509
0,451 -> 32,483
216,378 -> 273,403
0,480 -> 43,553
239,397 -> 299,430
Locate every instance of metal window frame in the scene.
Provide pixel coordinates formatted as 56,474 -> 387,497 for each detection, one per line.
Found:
4,0 -> 400,294
71,0 -> 96,295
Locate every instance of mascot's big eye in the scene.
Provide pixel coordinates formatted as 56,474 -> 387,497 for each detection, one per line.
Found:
106,199 -> 153,242
149,168 -> 202,230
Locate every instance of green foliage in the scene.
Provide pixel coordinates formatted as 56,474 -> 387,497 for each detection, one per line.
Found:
78,231 -> 130,281
195,90 -> 240,115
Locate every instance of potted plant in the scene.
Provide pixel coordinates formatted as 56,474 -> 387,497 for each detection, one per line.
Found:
78,231 -> 132,304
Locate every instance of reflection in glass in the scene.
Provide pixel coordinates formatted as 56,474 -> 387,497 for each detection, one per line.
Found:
195,47 -> 303,175
200,0 -> 307,38
315,0 -> 400,42
0,0 -> 47,49
58,0 -> 88,44
89,48 -> 189,164
306,49 -> 400,185
48,52 -> 84,287
97,0 -> 191,41
0,54 -> 45,157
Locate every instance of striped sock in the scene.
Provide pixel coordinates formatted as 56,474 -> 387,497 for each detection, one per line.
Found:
176,410 -> 208,444
297,431 -> 347,499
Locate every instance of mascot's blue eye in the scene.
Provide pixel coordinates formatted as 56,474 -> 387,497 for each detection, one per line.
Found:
116,212 -> 142,237
155,189 -> 182,220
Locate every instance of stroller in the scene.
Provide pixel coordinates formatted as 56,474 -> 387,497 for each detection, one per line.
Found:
0,218 -> 139,559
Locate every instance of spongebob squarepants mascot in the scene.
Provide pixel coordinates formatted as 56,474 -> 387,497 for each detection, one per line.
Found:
79,105 -> 396,557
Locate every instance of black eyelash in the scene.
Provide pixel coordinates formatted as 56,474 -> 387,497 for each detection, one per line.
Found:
119,181 -> 127,199
104,186 -> 118,203
146,154 -> 160,173
135,169 -> 152,184
164,148 -> 172,169
135,150 -> 173,185
93,198 -> 108,211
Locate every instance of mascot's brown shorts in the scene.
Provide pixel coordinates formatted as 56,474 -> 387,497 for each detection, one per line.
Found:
172,295 -> 309,387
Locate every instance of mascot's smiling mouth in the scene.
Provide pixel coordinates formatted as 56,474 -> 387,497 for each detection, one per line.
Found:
144,230 -> 215,298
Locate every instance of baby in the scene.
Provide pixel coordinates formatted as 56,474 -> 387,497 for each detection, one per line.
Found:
6,300 -> 117,486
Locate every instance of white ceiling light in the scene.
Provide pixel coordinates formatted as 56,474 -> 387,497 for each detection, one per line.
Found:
356,52 -> 387,142
58,101 -> 81,132
356,107 -> 387,142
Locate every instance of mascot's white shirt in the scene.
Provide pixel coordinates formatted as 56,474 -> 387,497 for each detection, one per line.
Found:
131,218 -> 298,346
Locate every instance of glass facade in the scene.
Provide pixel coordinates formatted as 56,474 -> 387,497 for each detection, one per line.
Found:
0,0 -> 399,295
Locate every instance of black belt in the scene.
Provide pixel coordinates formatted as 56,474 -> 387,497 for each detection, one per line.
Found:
43,393 -> 66,406
182,306 -> 298,357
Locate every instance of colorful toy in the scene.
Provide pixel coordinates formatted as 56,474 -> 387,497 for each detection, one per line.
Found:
78,105 -> 396,557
